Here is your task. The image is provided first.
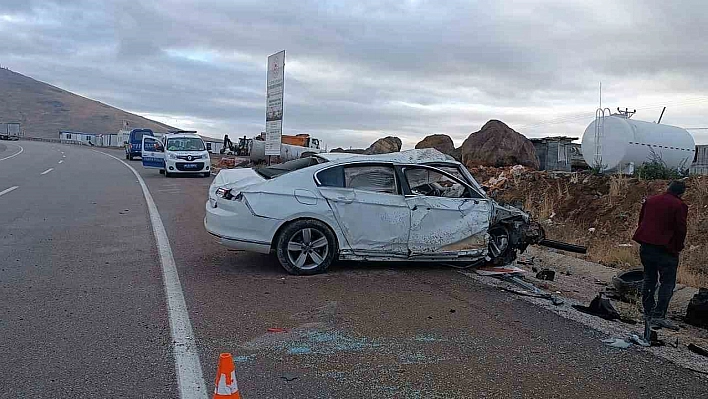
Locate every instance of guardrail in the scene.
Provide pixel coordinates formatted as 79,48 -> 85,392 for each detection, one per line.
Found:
20,137 -> 122,148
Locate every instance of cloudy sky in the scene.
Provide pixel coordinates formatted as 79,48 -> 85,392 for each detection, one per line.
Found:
1,0 -> 708,148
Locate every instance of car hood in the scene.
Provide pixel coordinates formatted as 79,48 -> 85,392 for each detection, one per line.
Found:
491,201 -> 530,224
210,168 -> 265,196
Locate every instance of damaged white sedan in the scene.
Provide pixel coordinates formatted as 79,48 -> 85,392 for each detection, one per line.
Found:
205,149 -> 550,275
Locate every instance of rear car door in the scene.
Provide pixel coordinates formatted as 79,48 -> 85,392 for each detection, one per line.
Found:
316,163 -> 411,256
402,165 -> 491,257
141,136 -> 165,169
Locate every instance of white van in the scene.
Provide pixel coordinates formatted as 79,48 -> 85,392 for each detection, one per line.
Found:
142,133 -> 211,177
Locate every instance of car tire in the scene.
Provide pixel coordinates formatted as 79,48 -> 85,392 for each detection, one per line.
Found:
164,171 -> 171,178
276,219 -> 337,275
159,169 -> 165,174
203,172 -> 211,178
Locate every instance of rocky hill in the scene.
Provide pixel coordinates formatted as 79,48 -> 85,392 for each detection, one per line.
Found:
0,68 -> 177,138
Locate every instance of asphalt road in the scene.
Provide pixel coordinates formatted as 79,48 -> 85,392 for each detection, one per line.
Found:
1,141 -> 707,398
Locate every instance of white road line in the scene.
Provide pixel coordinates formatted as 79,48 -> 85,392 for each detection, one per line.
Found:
97,151 -> 208,399
58,160 -> 63,164
0,143 -> 24,161
40,168 -> 54,175
62,155 -> 66,158
0,186 -> 19,197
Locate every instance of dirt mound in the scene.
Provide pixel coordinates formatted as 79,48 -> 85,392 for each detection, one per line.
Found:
471,167 -> 708,287
415,134 -> 457,159
364,136 -> 402,155
460,120 -> 538,169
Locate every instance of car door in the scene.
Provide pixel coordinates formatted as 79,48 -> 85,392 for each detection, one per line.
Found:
316,163 -> 410,256
402,165 -> 492,257
141,136 -> 165,169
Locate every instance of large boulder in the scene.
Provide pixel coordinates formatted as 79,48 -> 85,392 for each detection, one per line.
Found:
415,134 -> 457,159
459,120 -> 539,169
363,136 -> 402,155
330,147 -> 366,154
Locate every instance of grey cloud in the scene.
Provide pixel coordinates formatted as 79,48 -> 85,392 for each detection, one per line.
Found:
2,0 -> 708,148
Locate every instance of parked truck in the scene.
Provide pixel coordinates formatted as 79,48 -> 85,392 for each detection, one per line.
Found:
0,123 -> 21,141
249,133 -> 325,162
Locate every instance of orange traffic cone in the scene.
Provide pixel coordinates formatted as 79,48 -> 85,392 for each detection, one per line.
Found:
213,353 -> 242,398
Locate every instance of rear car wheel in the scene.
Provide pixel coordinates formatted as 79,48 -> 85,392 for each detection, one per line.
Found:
276,219 -> 337,275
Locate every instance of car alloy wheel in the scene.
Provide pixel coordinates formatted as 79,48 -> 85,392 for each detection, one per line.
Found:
276,219 -> 336,275
286,227 -> 329,270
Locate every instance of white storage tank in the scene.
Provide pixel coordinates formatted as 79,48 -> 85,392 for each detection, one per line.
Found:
582,115 -> 695,173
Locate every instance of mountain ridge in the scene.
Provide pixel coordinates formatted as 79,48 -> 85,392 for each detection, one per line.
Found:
0,68 -> 178,138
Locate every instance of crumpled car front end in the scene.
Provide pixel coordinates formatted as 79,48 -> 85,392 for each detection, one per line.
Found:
487,201 -> 545,265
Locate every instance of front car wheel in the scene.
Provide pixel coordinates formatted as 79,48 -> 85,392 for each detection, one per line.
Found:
276,219 -> 337,275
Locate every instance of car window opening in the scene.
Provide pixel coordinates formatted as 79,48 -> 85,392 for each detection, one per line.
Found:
405,167 -> 471,198
344,165 -> 397,194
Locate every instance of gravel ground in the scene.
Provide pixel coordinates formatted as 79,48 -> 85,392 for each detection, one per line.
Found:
460,247 -> 708,376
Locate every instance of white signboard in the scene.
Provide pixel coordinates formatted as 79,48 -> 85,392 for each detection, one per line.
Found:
265,50 -> 285,156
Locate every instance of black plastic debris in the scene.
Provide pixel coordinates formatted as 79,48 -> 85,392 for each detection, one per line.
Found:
688,343 -> 708,358
686,288 -> 708,328
612,269 -> 644,299
572,293 -> 621,321
536,269 -> 556,281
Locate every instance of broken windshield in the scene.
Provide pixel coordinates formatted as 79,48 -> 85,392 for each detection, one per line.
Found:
254,156 -> 327,179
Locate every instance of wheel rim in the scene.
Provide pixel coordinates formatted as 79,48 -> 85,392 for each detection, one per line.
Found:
286,227 -> 329,270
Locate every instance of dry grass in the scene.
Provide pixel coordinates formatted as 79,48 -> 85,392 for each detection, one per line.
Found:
608,174 -> 629,205
592,243 -> 639,269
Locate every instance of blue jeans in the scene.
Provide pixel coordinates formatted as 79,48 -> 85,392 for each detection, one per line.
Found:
640,244 -> 679,319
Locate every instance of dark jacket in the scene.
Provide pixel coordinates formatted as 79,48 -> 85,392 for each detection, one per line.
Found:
633,192 -> 688,254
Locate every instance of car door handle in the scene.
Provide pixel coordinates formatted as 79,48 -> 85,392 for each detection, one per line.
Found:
336,196 -> 354,204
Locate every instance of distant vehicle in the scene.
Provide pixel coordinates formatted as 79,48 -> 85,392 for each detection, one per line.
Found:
205,149 -> 554,275
250,134 -> 325,162
0,123 -> 21,141
124,129 -> 155,160
141,132 -> 211,177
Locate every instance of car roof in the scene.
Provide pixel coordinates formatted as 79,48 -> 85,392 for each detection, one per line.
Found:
316,148 -> 458,165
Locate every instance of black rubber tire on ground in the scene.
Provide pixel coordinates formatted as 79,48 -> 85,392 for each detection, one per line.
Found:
159,169 -> 165,174
203,172 -> 211,177
164,170 -> 171,178
275,219 -> 337,275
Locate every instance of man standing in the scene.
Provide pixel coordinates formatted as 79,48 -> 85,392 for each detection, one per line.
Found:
633,180 -> 688,331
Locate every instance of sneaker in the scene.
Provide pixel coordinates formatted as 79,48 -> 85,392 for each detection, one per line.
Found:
651,318 -> 680,331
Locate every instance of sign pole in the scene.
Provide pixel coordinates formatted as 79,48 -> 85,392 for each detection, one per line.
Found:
265,50 -> 285,162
